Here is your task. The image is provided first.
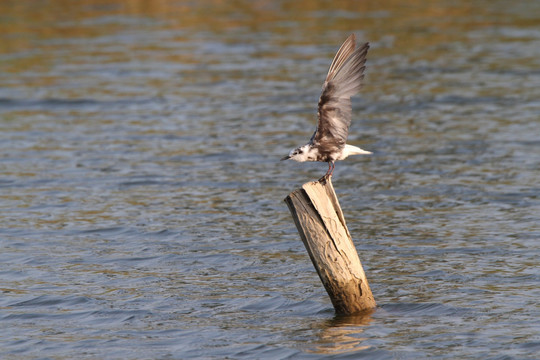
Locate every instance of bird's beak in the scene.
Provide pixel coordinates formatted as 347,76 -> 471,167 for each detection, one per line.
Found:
280,155 -> 291,161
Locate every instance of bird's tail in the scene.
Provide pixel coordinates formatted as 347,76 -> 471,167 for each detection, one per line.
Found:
345,144 -> 372,156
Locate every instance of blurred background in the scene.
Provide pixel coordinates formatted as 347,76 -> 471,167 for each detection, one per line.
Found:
1,0 -> 539,359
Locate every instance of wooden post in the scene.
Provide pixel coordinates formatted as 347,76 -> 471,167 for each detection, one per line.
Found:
284,177 -> 376,314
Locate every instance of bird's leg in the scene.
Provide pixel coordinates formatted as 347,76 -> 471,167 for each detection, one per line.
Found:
324,161 -> 335,177
319,161 -> 335,183
325,161 -> 334,176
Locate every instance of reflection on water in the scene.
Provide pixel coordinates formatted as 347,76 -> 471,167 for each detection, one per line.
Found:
1,0 -> 540,359
307,310 -> 375,355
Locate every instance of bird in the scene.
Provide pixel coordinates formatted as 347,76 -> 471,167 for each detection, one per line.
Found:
281,34 -> 372,180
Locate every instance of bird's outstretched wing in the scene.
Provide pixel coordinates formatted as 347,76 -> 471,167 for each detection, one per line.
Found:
311,34 -> 369,157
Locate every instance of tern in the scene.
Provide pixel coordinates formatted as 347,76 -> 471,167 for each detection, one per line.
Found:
281,34 -> 371,179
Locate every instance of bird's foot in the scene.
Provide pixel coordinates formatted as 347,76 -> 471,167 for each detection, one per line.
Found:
318,173 -> 332,184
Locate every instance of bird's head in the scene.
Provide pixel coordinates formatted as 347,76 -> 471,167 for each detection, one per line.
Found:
280,144 -> 312,162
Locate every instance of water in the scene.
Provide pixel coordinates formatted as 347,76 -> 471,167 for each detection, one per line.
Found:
1,1 -> 540,359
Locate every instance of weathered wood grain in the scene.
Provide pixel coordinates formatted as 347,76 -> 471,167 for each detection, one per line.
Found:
284,178 -> 376,314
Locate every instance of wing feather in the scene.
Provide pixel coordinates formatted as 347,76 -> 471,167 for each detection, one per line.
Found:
325,34 -> 356,82
311,35 -> 369,159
